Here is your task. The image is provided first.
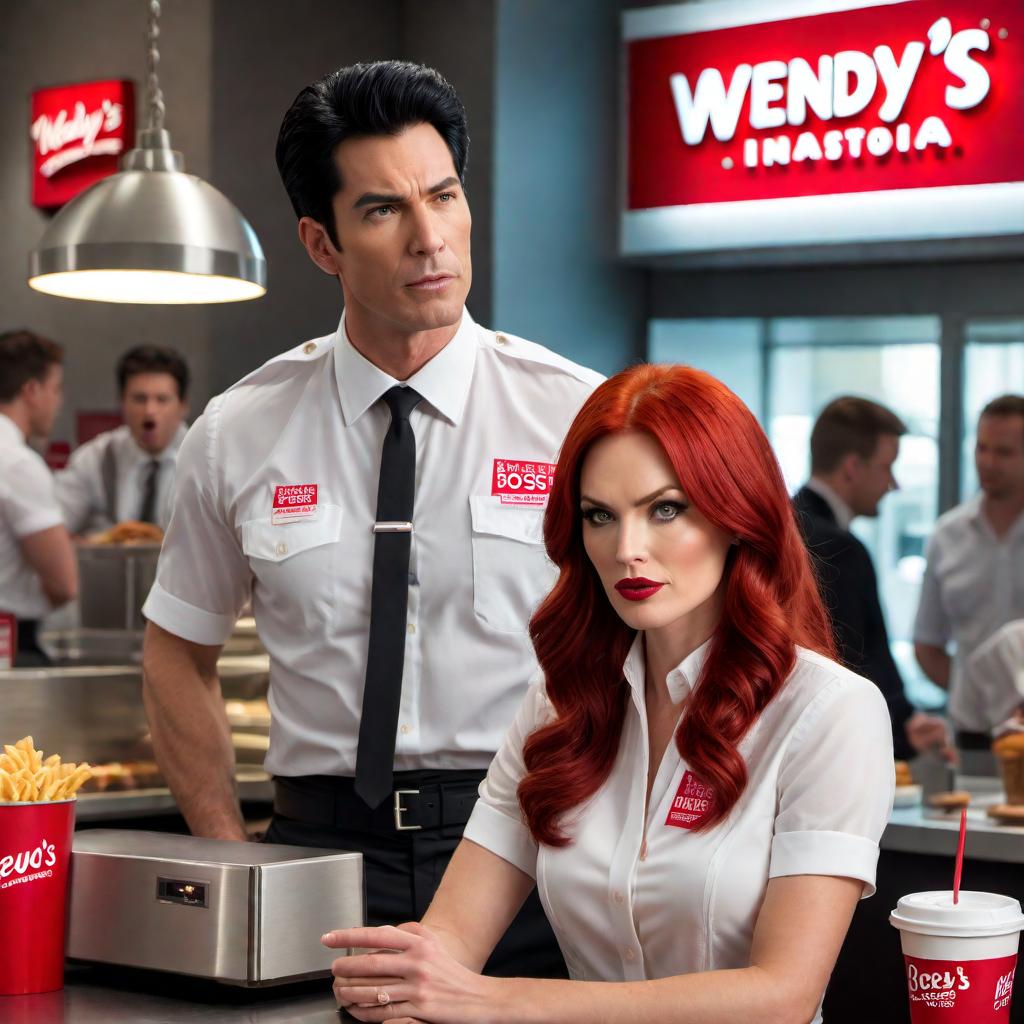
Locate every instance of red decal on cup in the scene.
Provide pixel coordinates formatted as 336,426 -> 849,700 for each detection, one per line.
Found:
903,954 -> 1017,1021
272,484 -> 318,525
491,459 -> 556,507
665,770 -> 715,830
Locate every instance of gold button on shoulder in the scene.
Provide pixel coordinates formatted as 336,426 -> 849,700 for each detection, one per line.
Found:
302,342 -> 317,355
275,542 -> 288,557
407,623 -> 416,635
494,332 -> 508,347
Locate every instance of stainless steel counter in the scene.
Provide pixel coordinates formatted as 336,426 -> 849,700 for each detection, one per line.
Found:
0,964 -> 341,1023
881,774 -> 1024,863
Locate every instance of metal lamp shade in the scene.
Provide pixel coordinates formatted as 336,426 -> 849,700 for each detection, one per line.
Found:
29,163 -> 266,304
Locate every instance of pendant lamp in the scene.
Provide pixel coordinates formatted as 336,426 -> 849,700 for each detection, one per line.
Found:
28,0 -> 266,304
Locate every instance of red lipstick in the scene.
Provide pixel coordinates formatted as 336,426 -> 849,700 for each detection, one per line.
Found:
614,577 -> 664,602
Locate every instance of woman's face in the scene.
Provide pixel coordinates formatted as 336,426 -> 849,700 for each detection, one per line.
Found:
579,430 -> 733,635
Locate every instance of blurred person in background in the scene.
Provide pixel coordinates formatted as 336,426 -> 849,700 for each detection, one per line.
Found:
915,395 -> 1024,745
0,329 -> 77,665
56,345 -> 190,535
794,396 -> 951,761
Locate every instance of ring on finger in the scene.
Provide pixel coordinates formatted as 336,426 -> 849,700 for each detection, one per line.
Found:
376,987 -> 391,1005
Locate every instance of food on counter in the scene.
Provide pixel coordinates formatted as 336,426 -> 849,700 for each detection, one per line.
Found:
926,790 -> 972,811
224,698 -> 271,718
86,520 -> 165,545
992,732 -> 1024,806
0,736 -> 93,802
986,804 -> 1024,825
894,760 -> 913,786
81,760 -> 164,793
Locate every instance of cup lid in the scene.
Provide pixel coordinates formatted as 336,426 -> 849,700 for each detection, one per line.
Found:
890,891 -> 1024,938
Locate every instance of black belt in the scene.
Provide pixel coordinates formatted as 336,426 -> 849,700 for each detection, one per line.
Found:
273,769 -> 485,834
955,730 -> 992,751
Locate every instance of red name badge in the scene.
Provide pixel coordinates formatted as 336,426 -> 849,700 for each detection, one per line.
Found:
491,459 -> 556,507
665,771 -> 716,830
272,484 -> 318,525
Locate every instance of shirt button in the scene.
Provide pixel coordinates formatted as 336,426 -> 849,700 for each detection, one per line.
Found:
407,623 -> 416,635
400,724 -> 412,735
495,333 -> 508,346
624,948 -> 635,961
613,891 -> 624,904
275,542 -> 288,557
303,342 -> 317,355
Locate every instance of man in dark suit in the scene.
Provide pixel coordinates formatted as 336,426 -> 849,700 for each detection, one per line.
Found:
794,396 -> 950,761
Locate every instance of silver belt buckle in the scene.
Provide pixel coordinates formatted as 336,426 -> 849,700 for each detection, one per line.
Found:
393,789 -> 421,831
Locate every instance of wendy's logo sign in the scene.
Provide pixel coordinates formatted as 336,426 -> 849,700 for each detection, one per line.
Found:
621,0 -> 1024,257
30,80 -> 135,209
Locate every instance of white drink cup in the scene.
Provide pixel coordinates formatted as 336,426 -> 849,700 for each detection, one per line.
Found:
890,891 -> 1024,1022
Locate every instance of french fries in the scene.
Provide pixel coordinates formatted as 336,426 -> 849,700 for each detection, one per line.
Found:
0,737 -> 92,803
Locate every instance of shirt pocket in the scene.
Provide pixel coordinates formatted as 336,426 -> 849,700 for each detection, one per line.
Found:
240,505 -> 344,609
469,496 -> 557,634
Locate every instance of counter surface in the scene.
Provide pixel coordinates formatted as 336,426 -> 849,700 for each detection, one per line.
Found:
881,774 -> 1024,863
1,965 -> 342,1023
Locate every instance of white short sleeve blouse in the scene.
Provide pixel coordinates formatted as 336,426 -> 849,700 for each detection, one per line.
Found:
464,637 -> 895,1022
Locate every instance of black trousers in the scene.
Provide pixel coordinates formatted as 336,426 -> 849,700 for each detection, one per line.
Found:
265,770 -> 567,978
14,619 -> 49,668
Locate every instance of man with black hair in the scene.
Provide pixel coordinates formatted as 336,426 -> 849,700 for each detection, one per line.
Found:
0,330 -> 77,665
794,396 -> 951,761
56,345 -> 190,534
142,61 -> 601,976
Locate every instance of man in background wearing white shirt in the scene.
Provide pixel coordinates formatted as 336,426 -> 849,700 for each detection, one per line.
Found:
915,394 -> 1024,745
0,330 -> 77,665
141,61 -> 601,976
56,345 -> 189,535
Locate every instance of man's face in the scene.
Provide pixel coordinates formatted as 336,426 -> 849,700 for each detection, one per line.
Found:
323,122 -> 472,336
976,414 -> 1024,500
122,372 -> 188,455
26,363 -> 63,438
847,433 -> 900,517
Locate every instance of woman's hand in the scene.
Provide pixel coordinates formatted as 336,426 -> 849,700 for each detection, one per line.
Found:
323,922 -> 502,1024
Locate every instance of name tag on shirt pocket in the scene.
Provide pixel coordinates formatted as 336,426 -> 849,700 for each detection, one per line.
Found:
469,495 -> 554,633
242,504 -> 344,562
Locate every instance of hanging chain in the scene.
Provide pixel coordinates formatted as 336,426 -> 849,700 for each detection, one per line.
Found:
145,0 -> 166,132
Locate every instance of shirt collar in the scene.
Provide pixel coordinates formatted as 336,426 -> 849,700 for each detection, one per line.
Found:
807,476 -> 855,531
622,632 -> 714,704
334,307 -> 477,426
0,412 -> 25,447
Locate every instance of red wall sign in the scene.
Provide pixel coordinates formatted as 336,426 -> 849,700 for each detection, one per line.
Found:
30,79 -> 135,209
622,0 -> 1024,257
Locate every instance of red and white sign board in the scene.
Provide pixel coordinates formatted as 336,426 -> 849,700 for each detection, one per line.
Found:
30,79 -> 134,209
622,0 -> 1024,257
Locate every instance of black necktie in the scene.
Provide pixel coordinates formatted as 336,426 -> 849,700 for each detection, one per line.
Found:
355,386 -> 423,808
138,459 -> 160,524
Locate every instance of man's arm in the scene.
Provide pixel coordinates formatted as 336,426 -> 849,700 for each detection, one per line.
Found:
19,524 -> 78,607
142,621 -> 247,840
915,642 -> 951,689
913,536 -> 951,689
54,442 -> 102,536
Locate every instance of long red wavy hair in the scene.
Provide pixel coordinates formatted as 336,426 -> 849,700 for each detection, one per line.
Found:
518,364 -> 835,845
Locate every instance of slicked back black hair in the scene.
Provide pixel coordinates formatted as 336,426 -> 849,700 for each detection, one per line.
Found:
275,61 -> 469,248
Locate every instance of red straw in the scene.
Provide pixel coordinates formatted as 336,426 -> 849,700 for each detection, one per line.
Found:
952,806 -> 968,905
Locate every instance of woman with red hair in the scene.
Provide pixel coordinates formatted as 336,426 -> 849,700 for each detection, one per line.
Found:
327,365 -> 895,1024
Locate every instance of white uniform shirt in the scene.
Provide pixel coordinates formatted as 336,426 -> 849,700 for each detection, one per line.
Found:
966,620 -> 1024,731
464,638 -> 894,1023
143,310 -> 602,776
56,422 -> 187,534
0,413 -> 65,618
914,496 -> 1024,732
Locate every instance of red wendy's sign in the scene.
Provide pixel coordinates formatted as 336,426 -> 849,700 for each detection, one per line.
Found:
30,80 -> 134,209
622,0 -> 1024,257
